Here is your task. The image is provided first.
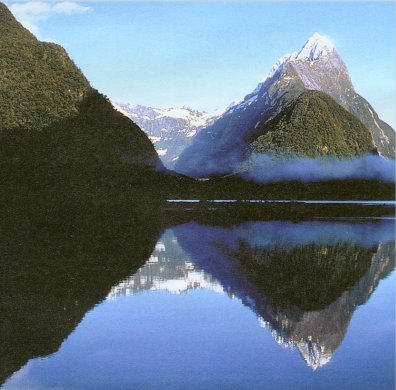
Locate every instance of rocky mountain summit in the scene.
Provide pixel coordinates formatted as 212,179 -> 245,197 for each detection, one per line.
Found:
175,33 -> 395,177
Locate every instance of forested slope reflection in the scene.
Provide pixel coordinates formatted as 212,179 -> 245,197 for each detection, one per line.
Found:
111,220 -> 395,369
0,198 -> 164,385
1,205 -> 394,385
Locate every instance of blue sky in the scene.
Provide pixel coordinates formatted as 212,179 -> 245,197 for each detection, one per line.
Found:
7,1 -> 396,127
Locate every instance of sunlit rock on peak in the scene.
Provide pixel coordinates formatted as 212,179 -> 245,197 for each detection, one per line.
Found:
296,32 -> 336,61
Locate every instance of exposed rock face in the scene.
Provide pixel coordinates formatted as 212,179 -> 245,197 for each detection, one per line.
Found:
175,33 -> 395,177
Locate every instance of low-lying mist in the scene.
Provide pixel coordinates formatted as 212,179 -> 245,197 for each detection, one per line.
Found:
241,153 -> 395,183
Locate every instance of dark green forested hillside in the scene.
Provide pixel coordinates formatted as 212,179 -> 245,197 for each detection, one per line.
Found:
250,91 -> 375,158
0,2 -> 90,131
0,2 -> 393,201
0,2 -> 161,183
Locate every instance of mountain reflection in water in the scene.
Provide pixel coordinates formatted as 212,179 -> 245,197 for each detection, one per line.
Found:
2,213 -> 394,389
107,221 -> 394,370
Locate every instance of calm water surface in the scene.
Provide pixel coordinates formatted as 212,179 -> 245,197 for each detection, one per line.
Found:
2,218 -> 395,389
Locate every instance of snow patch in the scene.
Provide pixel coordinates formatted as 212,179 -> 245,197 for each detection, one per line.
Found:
296,32 -> 335,61
148,136 -> 161,143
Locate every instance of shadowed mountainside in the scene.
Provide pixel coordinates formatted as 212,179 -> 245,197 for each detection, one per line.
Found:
1,3 -> 394,200
0,2 -> 162,189
0,194 -> 165,385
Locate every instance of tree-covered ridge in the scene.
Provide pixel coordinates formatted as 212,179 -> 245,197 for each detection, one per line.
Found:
0,2 -> 161,174
1,91 -> 162,174
0,3 -> 90,131
250,91 -> 375,158
239,242 -> 377,311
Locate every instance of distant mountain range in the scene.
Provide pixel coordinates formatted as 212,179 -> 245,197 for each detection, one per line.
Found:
1,0 -> 394,191
169,33 -> 395,177
117,33 -> 395,177
112,103 -> 223,169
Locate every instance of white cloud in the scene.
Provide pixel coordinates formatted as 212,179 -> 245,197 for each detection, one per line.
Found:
8,1 -> 92,38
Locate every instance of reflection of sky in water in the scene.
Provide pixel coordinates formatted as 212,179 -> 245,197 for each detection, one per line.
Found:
3,220 -> 395,390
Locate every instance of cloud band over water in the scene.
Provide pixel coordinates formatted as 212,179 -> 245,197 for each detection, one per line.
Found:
242,154 -> 395,183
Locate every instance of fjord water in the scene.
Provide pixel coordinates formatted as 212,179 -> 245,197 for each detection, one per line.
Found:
2,212 -> 394,390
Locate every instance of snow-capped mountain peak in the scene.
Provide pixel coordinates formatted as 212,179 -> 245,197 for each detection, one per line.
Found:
257,33 -> 335,86
296,32 -> 335,61
175,32 -> 395,176
112,101 -> 224,169
227,33 -> 338,115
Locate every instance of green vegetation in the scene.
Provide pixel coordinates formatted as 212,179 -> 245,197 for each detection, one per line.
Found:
251,90 -> 375,158
239,242 -> 377,310
0,91 -> 161,170
0,2 -> 161,182
0,3 -> 393,201
0,3 -> 90,131
0,190 -> 164,384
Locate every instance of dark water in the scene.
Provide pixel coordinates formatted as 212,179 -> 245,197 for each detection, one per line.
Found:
1,203 -> 395,389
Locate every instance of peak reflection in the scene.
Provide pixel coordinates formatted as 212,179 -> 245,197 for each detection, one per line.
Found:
109,220 -> 395,369
107,231 -> 223,298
